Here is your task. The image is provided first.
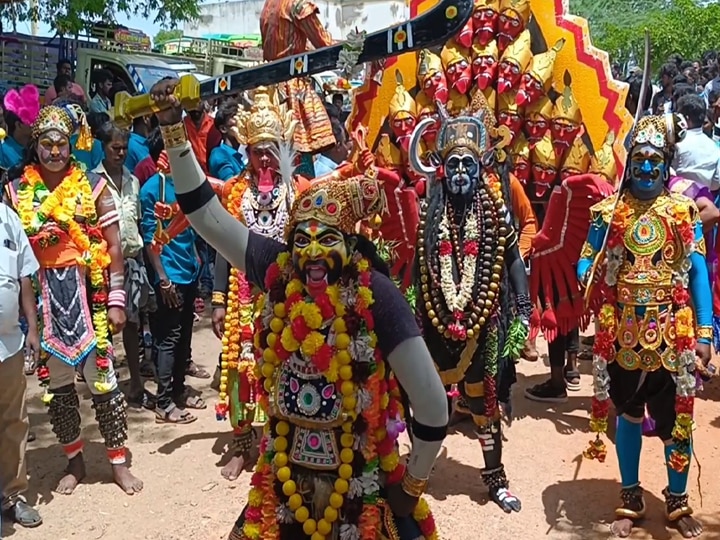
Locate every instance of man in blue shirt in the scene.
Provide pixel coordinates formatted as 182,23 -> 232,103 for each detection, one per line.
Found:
126,116 -> 152,173
208,101 -> 246,181
313,117 -> 350,177
0,111 -> 31,171
140,131 -> 202,424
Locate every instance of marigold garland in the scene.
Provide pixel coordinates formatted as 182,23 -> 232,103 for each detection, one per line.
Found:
242,251 -> 438,540
17,164 -> 113,396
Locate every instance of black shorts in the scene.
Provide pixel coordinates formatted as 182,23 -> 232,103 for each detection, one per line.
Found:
607,362 -> 677,441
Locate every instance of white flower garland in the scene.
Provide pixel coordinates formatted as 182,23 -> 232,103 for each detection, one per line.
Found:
437,206 -> 480,313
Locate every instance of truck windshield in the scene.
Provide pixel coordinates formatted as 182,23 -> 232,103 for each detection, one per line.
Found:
130,65 -> 179,92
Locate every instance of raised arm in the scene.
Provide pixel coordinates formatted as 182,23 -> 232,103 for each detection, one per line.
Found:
292,0 -> 333,49
688,212 -> 712,339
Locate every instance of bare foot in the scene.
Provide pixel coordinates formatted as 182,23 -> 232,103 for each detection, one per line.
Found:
675,515 -> 703,538
221,454 -> 246,481
56,454 -> 86,495
112,464 -> 144,495
610,518 -> 634,538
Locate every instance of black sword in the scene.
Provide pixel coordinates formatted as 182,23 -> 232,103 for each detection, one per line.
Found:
113,0 -> 473,127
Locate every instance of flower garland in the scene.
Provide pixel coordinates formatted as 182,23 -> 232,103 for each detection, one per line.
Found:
243,252 -> 438,540
586,195 -> 698,471
17,164 -> 113,396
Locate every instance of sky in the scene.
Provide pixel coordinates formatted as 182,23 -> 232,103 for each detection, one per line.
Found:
17,12 -> 165,40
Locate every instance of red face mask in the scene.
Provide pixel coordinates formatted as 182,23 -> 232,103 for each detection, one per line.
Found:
472,55 -> 497,90
551,119 -> 582,156
498,12 -> 524,51
516,74 -> 545,106
512,158 -> 530,185
531,164 -> 558,199
446,60 -> 472,95
422,72 -> 449,105
418,111 -> 440,145
473,8 -> 498,47
457,19 -> 473,48
498,111 -> 523,141
525,115 -> 550,146
392,116 -> 417,153
497,60 -> 522,94
249,143 -> 279,193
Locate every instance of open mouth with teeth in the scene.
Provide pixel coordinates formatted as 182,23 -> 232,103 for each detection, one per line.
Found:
305,263 -> 329,287
535,181 -> 552,198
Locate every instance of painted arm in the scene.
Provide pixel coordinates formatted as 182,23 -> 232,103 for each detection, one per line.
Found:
293,0 -> 333,49
576,212 -> 607,285
166,142 -> 250,273
96,187 -> 125,293
509,175 -> 537,260
212,253 -> 231,308
689,219 -> 713,342
387,337 -> 448,480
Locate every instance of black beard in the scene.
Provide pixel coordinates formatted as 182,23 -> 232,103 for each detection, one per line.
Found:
294,252 -> 344,287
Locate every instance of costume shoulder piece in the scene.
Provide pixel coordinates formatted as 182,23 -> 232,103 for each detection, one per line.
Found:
589,194 -> 617,227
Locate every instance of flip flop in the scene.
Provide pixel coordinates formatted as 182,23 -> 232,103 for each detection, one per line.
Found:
155,409 -> 197,424
182,395 -> 207,410
563,366 -> 581,392
186,362 -> 211,379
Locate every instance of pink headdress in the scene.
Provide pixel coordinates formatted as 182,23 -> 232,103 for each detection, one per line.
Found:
4,85 -> 41,127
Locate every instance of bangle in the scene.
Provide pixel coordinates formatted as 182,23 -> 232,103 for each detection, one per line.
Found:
212,292 -> 226,306
160,280 -> 173,290
160,122 -> 188,149
698,326 -> 713,341
401,471 -> 428,498
108,290 -> 127,309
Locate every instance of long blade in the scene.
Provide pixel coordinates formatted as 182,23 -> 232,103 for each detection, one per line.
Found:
113,0 -> 473,126
583,29 -> 650,306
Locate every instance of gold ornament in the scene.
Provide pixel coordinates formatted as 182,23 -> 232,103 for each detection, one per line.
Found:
552,73 -> 583,125
389,70 -> 417,121
500,0 -> 531,25
32,106 -> 74,140
233,86 -> 296,146
499,29 -> 533,73
531,134 -> 559,169
417,49 -> 444,86
441,38 -> 472,70
524,38 -> 565,93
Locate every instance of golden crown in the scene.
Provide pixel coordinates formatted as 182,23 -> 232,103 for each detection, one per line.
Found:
500,29 -> 532,70
552,75 -> 582,124
417,49 -> 444,83
524,39 -> 565,92
500,0 -> 531,24
286,170 -> 387,237
589,131 -> 618,181
472,39 -> 499,62
561,137 -> 590,173
531,134 -> 558,168
509,132 -> 530,160
415,90 -> 437,116
32,106 -> 74,141
389,70 -> 417,120
525,95 -> 553,119
234,86 -> 296,146
441,38 -> 471,69
475,0 -> 500,10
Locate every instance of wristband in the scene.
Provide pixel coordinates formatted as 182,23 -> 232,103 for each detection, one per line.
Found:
108,290 -> 127,309
401,471 -> 428,498
160,122 -> 189,149
698,326 -> 713,341
212,291 -> 227,307
109,273 -> 125,290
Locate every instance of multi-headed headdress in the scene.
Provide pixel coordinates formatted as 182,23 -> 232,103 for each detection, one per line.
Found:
522,39 -> 565,93
53,98 -> 93,151
629,114 -> 687,155
589,132 -> 618,182
234,86 -> 296,146
286,170 -> 386,238
441,39 -> 471,69
389,70 -> 417,120
4,85 -> 40,128
31,106 -> 74,141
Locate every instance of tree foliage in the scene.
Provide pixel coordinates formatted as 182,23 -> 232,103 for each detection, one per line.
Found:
570,0 -> 720,72
155,28 -> 183,45
0,0 -> 200,35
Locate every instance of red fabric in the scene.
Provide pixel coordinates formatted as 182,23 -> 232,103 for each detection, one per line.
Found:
184,114 -> 214,173
529,173 -> 615,342
205,126 -> 223,165
134,156 -> 158,186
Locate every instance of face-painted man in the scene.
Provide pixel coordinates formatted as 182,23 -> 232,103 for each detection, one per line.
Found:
36,128 -> 72,173
292,219 -> 354,296
443,146 -> 481,198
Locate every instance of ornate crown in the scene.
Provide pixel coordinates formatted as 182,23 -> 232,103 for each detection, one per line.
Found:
561,137 -> 590,173
498,89 -> 522,114
475,0 -> 500,10
525,95 -> 553,119
531,134 -> 559,168
31,106 -> 74,141
590,131 -> 618,181
415,91 -> 436,116
441,38 -> 471,69
500,0 -> 531,24
389,70 -> 417,120
472,39 -> 499,62
630,114 -> 687,153
234,86 -> 296,146
286,171 -> 387,238
509,132 -> 530,161
417,49 -> 444,83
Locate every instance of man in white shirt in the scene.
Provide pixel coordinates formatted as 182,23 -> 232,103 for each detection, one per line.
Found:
673,94 -> 720,191
0,202 -> 41,528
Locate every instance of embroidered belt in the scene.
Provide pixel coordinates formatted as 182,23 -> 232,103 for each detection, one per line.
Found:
616,283 -> 673,306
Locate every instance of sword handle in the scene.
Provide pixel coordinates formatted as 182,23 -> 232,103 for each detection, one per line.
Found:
112,75 -> 201,128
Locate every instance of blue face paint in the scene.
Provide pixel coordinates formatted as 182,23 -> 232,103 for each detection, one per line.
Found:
628,144 -> 665,199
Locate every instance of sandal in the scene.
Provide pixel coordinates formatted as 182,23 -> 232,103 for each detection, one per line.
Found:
186,361 -> 211,379
4,500 -> 42,528
155,409 -> 197,424
563,366 -> 581,392
182,395 -> 207,410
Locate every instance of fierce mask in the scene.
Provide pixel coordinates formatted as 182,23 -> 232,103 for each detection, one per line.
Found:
472,0 -> 500,46
530,134 -> 559,198
471,40 -> 499,91
509,133 -> 530,185
498,0 -> 531,51
551,77 -> 583,156
444,147 -> 481,197
497,30 -> 532,94
457,19 -> 474,48
441,40 -> 472,95
415,91 -> 440,146
559,137 -> 590,180
388,70 -> 418,154
417,50 -> 449,105
497,90 -> 524,143
524,96 -> 553,147
292,219 -> 352,294
517,39 -> 565,106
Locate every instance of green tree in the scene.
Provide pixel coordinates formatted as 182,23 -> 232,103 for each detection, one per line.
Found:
155,28 -> 183,45
0,0 -> 201,35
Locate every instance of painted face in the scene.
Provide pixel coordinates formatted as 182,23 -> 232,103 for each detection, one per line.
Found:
457,19 -> 474,48
497,110 -> 523,140
292,219 -> 351,296
517,74 -> 545,106
418,111 -> 440,145
497,60 -> 523,94
628,144 -> 666,199
391,114 -> 417,154
473,8 -> 498,46
444,149 -> 480,198
551,119 -> 582,155
422,71 -> 449,105
531,163 -> 558,199
525,113 -> 550,145
512,156 -> 530,185
249,142 -> 279,193
36,129 -> 71,173
446,60 -> 472,95
472,54 -> 497,90
498,12 -> 524,51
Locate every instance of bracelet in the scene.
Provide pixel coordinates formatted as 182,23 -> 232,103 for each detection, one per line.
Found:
160,122 -> 188,149
401,471 -> 429,498
108,290 -> 127,309
212,291 -> 227,307
109,272 -> 125,290
698,326 -> 713,341
160,280 -> 173,290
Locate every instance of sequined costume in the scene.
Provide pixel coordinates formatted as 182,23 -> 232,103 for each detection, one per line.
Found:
409,91 -> 531,513
5,106 -> 133,471
578,115 -> 712,529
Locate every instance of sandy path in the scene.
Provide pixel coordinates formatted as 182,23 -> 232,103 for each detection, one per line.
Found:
4,319 -> 720,540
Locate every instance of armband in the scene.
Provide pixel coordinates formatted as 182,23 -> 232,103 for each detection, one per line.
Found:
109,273 -> 125,290
411,418 -> 447,442
212,292 -> 227,307
401,471 -> 429,498
698,326 -> 713,341
108,290 -> 127,309
98,210 -> 120,229
160,122 -> 189,149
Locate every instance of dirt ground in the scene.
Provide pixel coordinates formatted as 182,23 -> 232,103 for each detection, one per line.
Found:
4,316 -> 720,540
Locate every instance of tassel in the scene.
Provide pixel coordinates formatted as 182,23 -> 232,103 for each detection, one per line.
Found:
75,116 -> 93,152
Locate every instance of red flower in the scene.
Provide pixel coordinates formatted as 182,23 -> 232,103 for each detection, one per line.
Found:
37,366 -> 50,379
315,293 -> 335,319
672,286 -> 689,306
438,240 -> 452,256
419,514 -> 436,536
675,396 -> 694,415
463,241 -> 479,256
264,263 -> 280,289
250,471 -> 264,487
386,464 -> 405,484
274,342 -> 291,361
591,396 -> 610,417
376,435 -> 394,455
358,270 -> 371,287
313,344 -> 333,372
245,507 -> 262,521
286,292 -> 303,310
96,358 -> 110,370
93,291 -> 108,304
291,316 -> 311,341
